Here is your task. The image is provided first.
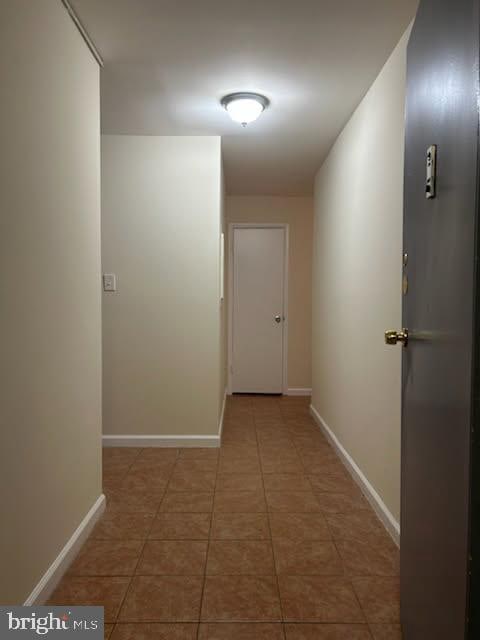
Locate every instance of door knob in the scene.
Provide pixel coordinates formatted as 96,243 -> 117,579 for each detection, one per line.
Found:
385,329 -> 409,346
274,315 -> 282,323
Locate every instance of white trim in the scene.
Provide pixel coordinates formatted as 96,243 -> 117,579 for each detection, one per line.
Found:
24,494 -> 106,605
218,387 -> 227,442
286,388 -> 312,396
310,404 -> 400,547
220,232 -> 225,301
61,0 -> 104,67
102,435 -> 220,448
227,223 -> 289,395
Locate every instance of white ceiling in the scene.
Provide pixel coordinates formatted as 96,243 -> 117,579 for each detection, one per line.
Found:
71,0 -> 418,195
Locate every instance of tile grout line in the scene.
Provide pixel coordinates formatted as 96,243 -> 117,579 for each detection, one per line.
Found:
101,445 -> 144,630
279,401 -> 377,634
280,403 -> 317,495
102,446 -> 143,496
255,399 -> 287,639
197,441 -> 219,637
112,447 -> 180,630
280,401 -> 364,632
274,396 -> 297,638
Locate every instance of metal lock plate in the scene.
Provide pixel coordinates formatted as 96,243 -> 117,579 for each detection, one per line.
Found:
426,145 -> 437,199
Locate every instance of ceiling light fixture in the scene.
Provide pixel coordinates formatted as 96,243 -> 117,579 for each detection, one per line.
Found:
221,92 -> 270,127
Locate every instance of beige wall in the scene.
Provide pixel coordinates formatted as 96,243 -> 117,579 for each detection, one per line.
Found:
0,0 -> 102,603
312,28 -> 410,524
226,196 -> 313,390
102,135 -> 223,437
220,165 -> 228,419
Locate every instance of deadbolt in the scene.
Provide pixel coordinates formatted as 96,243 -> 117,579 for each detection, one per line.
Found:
274,315 -> 282,323
385,329 -> 409,346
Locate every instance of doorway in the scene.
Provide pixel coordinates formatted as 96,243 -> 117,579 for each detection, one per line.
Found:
228,223 -> 288,394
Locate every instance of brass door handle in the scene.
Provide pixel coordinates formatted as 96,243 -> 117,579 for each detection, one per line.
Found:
385,328 -> 409,346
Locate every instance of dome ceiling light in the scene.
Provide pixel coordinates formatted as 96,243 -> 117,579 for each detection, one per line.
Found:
221,92 -> 270,127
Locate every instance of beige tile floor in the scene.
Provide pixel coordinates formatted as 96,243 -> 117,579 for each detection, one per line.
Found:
48,395 -> 401,640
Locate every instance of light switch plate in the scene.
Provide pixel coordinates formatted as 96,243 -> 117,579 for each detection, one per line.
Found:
103,273 -> 116,292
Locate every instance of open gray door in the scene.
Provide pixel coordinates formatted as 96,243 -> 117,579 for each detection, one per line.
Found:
390,1 -> 480,638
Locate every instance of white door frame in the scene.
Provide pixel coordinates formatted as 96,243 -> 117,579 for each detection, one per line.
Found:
227,222 -> 289,395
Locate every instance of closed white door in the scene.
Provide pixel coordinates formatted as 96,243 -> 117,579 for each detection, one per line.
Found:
231,226 -> 286,393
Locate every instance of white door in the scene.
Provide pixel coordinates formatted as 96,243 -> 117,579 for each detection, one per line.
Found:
231,226 -> 286,393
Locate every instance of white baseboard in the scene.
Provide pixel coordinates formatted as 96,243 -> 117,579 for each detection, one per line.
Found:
218,388 -> 227,442
286,388 -> 312,396
102,434 -> 220,448
24,494 -> 106,605
310,404 -> 400,547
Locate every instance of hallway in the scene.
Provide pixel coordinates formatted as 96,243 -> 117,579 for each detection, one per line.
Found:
5,1 -> 480,636
48,396 -> 400,639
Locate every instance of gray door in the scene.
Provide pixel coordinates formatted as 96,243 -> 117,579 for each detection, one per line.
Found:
399,1 -> 480,638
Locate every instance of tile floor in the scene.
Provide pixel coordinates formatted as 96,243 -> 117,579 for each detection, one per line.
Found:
48,395 -> 401,639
